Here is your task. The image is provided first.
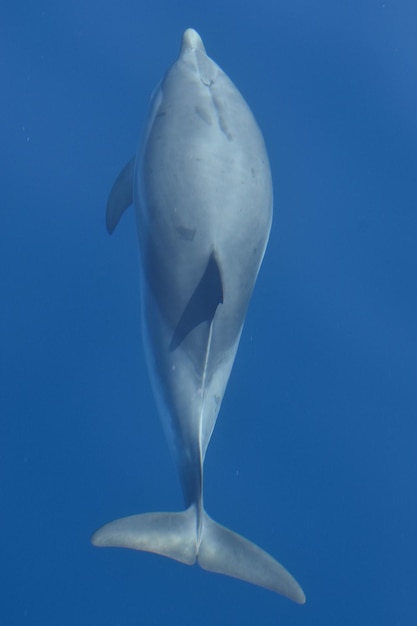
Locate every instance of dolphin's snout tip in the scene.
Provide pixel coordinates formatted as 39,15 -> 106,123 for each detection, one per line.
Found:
181,28 -> 205,54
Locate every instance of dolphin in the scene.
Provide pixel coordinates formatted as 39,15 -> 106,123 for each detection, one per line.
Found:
92,28 -> 305,604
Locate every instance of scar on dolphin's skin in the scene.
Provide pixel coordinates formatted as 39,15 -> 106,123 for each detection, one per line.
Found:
176,225 -> 196,241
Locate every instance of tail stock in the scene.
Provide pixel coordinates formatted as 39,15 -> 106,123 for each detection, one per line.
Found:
91,507 -> 305,604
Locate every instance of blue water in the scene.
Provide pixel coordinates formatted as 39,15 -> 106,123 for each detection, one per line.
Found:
2,1 -> 417,624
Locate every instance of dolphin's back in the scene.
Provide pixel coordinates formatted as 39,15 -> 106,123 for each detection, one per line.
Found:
136,29 -> 273,463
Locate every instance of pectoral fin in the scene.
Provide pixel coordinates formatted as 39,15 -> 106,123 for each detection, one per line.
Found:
106,157 -> 135,233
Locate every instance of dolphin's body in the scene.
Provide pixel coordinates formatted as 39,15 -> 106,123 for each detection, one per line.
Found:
92,28 -> 305,604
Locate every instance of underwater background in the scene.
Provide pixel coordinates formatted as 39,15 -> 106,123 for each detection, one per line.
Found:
2,1 -> 417,624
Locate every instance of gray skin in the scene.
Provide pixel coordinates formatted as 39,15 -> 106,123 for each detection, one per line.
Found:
92,28 -> 305,604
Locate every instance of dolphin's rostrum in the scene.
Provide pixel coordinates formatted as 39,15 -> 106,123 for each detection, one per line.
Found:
92,28 -> 305,604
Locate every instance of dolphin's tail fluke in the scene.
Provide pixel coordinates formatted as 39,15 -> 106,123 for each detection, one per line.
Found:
91,507 -> 305,604
198,512 -> 305,603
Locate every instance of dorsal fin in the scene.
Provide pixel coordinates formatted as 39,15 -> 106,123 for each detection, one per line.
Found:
170,251 -> 223,351
106,157 -> 135,234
